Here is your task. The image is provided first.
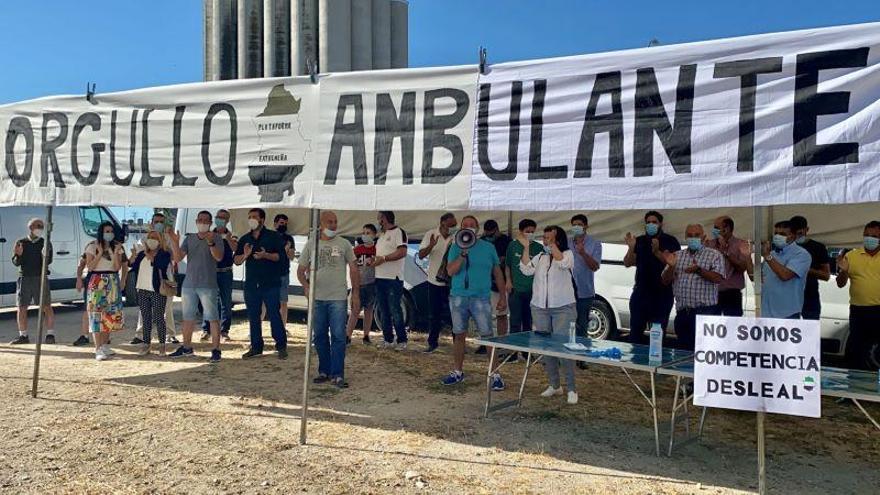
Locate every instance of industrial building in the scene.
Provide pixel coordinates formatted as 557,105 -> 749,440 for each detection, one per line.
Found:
203,0 -> 409,81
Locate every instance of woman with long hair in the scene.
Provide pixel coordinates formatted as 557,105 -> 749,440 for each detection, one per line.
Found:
518,225 -> 580,404
84,221 -> 126,361
128,231 -> 173,356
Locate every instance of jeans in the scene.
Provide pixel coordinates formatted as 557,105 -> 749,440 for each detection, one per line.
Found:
847,305 -> 880,370
312,300 -> 348,378
673,305 -> 720,352
717,289 -> 744,317
182,287 -> 219,321
508,290 -> 533,333
449,295 -> 493,336
575,297 -> 594,337
628,287 -> 674,345
244,284 -> 287,352
532,304 -> 578,391
427,283 -> 451,347
202,271 -> 233,334
375,278 -> 407,344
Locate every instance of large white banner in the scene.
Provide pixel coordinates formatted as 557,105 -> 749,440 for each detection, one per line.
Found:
694,315 -> 821,418
470,22 -> 880,211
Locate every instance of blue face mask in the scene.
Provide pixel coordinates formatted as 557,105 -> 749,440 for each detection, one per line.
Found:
323,229 -> 337,238
102,232 -> 115,242
645,223 -> 660,236
864,236 -> 880,251
686,237 -> 702,251
711,227 -> 721,239
571,225 -> 585,237
543,245 -> 552,255
772,234 -> 789,250
153,222 -> 164,232
214,218 -> 227,228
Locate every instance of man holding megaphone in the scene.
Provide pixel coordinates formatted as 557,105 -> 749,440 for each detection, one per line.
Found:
440,215 -> 508,391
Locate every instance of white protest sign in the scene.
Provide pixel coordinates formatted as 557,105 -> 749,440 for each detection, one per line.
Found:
694,315 -> 821,418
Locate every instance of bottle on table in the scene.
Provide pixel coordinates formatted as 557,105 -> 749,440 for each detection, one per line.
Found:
648,323 -> 663,363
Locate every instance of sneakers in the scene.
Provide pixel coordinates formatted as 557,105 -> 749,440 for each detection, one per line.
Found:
95,349 -> 110,361
491,373 -> 505,391
221,332 -> 231,342
313,374 -> 331,384
170,337 -> 181,344
332,377 -> 349,389
130,337 -> 144,345
44,334 -> 56,345
101,345 -> 116,356
72,335 -> 90,347
168,346 -> 194,358
423,344 -> 438,354
540,386 -> 563,397
567,391 -> 579,405
394,342 -> 407,352
209,349 -> 221,363
137,344 -> 151,356
475,345 -> 488,355
277,349 -> 288,360
9,335 -> 29,345
377,341 -> 394,350
441,370 -> 465,386
241,348 -> 263,359
199,331 -> 210,342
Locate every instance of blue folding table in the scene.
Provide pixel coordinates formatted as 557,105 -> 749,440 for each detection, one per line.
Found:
476,331 -> 693,456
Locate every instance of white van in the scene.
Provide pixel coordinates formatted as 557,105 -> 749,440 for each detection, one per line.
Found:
0,206 -> 127,307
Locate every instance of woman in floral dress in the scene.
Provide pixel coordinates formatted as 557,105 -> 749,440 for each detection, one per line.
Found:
84,221 -> 126,361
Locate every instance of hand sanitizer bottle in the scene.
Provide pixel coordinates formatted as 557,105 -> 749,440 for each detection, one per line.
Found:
649,323 -> 663,363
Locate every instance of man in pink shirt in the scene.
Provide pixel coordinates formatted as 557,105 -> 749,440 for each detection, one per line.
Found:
705,216 -> 752,316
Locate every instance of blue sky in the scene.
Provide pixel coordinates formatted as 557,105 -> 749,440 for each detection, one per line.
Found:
1,0 -> 876,220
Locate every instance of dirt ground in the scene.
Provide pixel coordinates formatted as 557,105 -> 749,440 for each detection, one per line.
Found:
0,304 -> 877,494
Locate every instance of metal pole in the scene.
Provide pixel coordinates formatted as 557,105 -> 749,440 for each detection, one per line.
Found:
506,211 -> 513,238
299,208 -> 321,444
31,206 -> 53,398
753,206 -> 766,495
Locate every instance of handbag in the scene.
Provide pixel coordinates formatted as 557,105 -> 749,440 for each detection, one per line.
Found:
159,279 -> 177,298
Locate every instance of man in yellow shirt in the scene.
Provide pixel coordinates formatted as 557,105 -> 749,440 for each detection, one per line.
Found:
836,221 -> 880,370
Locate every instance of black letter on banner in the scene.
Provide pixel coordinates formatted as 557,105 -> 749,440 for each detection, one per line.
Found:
40,112 -> 68,187
109,110 -> 136,186
201,103 -> 236,185
422,88 -> 469,184
173,105 -> 197,186
528,80 -> 565,180
139,109 -> 164,187
71,112 -> 105,186
713,58 -> 783,172
793,48 -> 869,167
575,71 -> 624,178
374,92 -> 415,184
325,95 -> 367,185
633,64 -> 697,177
5,116 -> 34,186
477,82 -> 521,181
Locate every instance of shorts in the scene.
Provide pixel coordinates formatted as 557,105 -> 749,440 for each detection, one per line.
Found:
491,290 -> 509,318
450,295 -> 493,337
279,274 -> 290,303
182,287 -> 219,321
359,284 -> 376,310
16,276 -> 50,307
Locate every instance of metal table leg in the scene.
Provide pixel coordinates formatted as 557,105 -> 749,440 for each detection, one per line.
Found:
621,367 -> 660,457
668,375 -> 682,456
484,346 -> 497,418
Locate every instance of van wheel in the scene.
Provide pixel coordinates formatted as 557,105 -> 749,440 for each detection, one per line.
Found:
586,299 -> 617,340
124,272 -> 138,307
374,290 -> 415,332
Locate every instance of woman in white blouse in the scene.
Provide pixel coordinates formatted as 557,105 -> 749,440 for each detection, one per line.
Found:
519,225 -> 579,404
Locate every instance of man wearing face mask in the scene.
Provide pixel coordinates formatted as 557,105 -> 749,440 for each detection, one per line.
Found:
10,218 -> 56,345
660,224 -> 725,351
505,219 -> 543,345
274,213 -> 296,326
570,214 -> 602,338
705,216 -> 751,317
347,224 -> 379,344
200,209 -> 237,342
297,211 -> 360,389
372,211 -> 409,350
760,221 -> 812,319
836,221 -> 880,369
167,211 -> 225,361
478,220 -> 511,352
419,213 -> 457,353
623,211 -> 680,344
234,208 -> 287,359
789,216 -> 830,320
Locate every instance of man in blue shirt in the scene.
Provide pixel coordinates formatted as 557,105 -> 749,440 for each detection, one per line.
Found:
761,220 -> 812,319
570,214 -> 602,338
441,215 -> 507,390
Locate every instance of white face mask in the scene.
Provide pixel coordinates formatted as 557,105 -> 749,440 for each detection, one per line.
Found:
31,229 -> 44,239
145,239 -> 160,251
247,218 -> 260,231
196,223 -> 210,233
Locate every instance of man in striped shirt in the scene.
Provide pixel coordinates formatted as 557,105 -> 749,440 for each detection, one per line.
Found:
660,224 -> 725,351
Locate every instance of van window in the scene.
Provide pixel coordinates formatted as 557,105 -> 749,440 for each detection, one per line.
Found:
79,207 -> 112,237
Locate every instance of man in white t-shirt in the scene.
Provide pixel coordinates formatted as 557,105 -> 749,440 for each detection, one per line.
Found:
418,212 -> 457,353
372,211 -> 409,350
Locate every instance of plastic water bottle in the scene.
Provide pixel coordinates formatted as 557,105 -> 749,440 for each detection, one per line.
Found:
648,323 -> 663,362
568,322 -> 577,344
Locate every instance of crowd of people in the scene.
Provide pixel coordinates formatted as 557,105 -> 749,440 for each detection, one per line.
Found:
8,208 -> 880,395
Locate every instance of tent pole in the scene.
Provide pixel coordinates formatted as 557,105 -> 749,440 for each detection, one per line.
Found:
299,208 -> 321,445
506,211 -> 513,238
753,206 -> 766,495
30,206 -> 54,398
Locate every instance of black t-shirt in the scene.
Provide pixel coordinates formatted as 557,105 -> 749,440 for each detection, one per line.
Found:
800,239 -> 830,311
235,228 -> 284,289
482,233 -> 511,291
278,232 -> 295,275
634,232 -> 680,293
